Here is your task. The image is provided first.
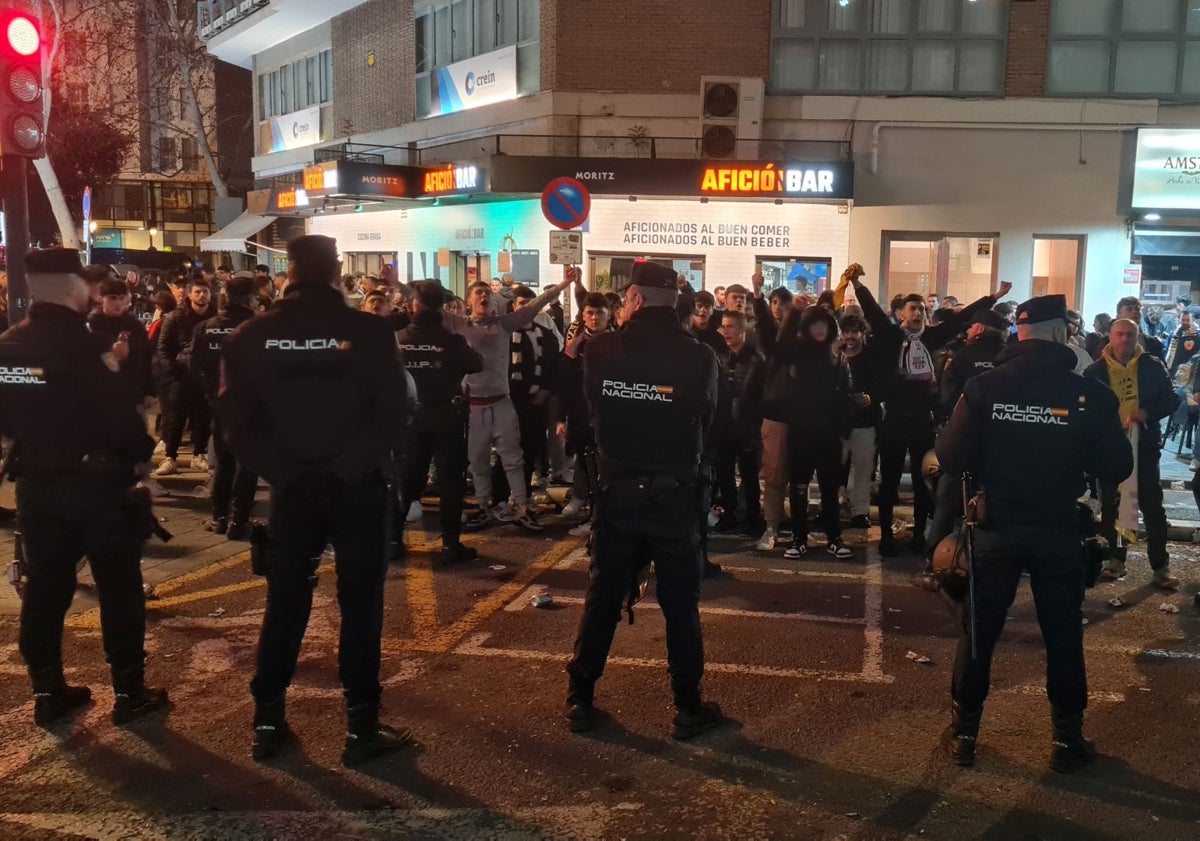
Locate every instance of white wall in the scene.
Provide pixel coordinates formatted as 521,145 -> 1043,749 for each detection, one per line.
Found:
309,196 -> 850,291
850,126 -> 1131,322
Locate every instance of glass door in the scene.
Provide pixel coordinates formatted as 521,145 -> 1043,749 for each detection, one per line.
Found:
882,233 -> 998,303
757,257 -> 832,296
1031,236 -> 1084,308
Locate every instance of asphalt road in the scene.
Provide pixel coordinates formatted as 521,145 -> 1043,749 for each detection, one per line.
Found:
1,510 -> 1199,840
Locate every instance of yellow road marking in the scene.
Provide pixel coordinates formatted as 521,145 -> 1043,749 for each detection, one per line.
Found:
151,550 -> 252,597
405,555 -> 439,643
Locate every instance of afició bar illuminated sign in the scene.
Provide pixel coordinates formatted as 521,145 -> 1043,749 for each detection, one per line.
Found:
422,163 -> 487,196
700,164 -> 837,196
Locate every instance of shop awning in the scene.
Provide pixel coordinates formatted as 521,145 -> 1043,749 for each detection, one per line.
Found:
200,212 -> 275,253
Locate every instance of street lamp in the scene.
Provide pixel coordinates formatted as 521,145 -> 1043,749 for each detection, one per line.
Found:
149,226 -> 159,249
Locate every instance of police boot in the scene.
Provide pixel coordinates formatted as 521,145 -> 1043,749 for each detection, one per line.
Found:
30,664 -> 91,727
251,697 -> 290,760
440,540 -> 478,564
565,673 -> 598,733
940,701 -> 981,767
342,704 -> 413,767
1050,709 -> 1096,774
111,665 -> 169,725
204,516 -> 229,535
226,520 -> 250,541
672,700 -> 724,741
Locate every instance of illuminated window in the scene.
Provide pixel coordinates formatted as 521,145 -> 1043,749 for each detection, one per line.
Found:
770,0 -> 1007,95
1048,0 -> 1200,97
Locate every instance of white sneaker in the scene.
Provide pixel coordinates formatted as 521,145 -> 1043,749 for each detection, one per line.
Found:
153,440 -> 166,456
755,527 -> 777,552
406,501 -> 423,523
191,454 -> 209,472
153,458 -> 178,477
707,509 -> 721,528
530,471 -> 543,489
562,498 -> 586,517
492,502 -> 516,523
569,522 -> 592,537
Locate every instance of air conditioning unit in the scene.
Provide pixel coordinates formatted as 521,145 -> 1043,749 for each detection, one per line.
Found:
699,76 -> 764,160
239,1 -> 253,14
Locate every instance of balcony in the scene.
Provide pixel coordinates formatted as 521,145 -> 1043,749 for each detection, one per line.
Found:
198,0 -> 370,69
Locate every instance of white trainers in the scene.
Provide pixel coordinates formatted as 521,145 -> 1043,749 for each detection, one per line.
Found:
569,522 -> 592,537
707,508 -> 721,528
530,471 -> 543,489
755,527 -> 777,552
406,501 -> 423,523
492,502 -> 516,523
562,498 -> 586,517
153,458 -> 178,477
191,454 -> 209,472
153,440 -> 166,456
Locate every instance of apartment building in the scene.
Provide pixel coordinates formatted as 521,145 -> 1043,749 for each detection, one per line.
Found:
200,0 -> 1200,318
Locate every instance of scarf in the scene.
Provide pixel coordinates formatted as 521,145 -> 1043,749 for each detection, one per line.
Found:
897,331 -> 935,382
1101,344 -> 1142,425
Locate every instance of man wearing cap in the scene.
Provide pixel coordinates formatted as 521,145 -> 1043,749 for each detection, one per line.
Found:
218,234 -> 414,765
939,309 -> 1009,416
936,294 -> 1132,773
565,260 -> 723,740
394,281 -> 483,564
0,248 -> 168,727
1085,318 -> 1180,590
190,275 -> 259,540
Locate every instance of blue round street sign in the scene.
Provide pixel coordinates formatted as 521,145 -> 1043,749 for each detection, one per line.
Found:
82,187 -> 92,220
541,177 -> 591,231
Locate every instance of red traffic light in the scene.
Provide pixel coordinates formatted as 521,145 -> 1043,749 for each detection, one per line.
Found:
5,15 -> 39,57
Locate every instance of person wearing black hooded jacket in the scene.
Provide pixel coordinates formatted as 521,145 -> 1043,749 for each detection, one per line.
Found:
190,276 -> 259,539
774,301 -> 854,559
845,265 -> 1011,556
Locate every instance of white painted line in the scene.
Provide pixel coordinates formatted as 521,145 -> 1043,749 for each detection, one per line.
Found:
998,684 -> 1127,704
454,633 -> 893,683
503,547 -> 589,611
1143,648 -> 1200,661
861,546 -> 886,682
722,564 -> 866,581
509,593 -> 867,625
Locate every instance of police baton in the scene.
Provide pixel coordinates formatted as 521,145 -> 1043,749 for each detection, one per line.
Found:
962,471 -> 978,661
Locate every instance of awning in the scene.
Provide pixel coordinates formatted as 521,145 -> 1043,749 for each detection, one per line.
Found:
200,212 -> 275,253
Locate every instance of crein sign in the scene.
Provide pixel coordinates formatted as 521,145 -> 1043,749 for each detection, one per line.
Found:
700,164 -> 837,196
424,164 -> 480,194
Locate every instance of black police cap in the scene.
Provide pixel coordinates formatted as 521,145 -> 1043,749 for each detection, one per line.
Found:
624,260 -> 678,292
26,247 -> 84,275
971,309 -> 1009,330
1016,294 -> 1068,325
412,280 -> 447,309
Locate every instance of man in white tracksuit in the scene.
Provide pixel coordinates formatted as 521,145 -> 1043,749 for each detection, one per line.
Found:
443,269 -> 580,531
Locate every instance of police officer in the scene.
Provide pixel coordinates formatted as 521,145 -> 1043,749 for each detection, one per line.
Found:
0,248 -> 167,726
189,274 -> 259,539
565,260 -> 722,739
394,281 -> 483,563
936,294 -> 1133,773
218,235 -> 413,765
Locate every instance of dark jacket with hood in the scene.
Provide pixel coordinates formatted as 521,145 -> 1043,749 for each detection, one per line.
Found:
774,305 -> 851,440
154,298 -> 216,387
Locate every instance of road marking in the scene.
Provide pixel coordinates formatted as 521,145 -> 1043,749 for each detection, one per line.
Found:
405,555 -> 440,643
721,565 -> 865,580
998,683 -> 1126,704
454,632 -> 893,683
149,550 -> 251,597
861,546 -> 886,682
383,539 -> 581,655
507,593 -> 867,626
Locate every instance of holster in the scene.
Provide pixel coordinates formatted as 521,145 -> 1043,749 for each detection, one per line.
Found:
120,486 -> 173,544
1077,502 -> 1107,588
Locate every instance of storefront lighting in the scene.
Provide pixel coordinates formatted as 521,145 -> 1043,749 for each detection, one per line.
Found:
1144,212 -> 1162,221
355,204 -> 364,212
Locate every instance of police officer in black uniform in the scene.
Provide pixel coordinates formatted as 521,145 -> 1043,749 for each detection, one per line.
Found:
565,260 -> 722,739
218,235 -> 413,765
0,248 -> 168,726
936,294 -> 1133,773
394,280 -> 483,563
189,274 -> 259,539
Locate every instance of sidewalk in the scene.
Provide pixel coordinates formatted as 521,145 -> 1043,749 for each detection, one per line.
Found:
0,454 -> 264,617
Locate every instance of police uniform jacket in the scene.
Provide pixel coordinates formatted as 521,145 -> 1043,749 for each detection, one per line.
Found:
395,309 -> 483,428
88,310 -> 154,399
936,340 -> 1133,528
217,283 -> 412,489
939,331 -> 1006,416
0,303 -> 153,478
584,307 -> 718,478
189,302 -> 257,404
1083,351 -> 1178,451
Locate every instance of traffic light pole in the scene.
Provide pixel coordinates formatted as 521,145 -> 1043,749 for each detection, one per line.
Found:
1,154 -> 30,325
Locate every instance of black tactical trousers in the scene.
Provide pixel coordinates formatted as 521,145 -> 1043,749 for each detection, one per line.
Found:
1099,446 -> 1168,570
788,431 -> 844,542
209,415 -> 257,524
952,526 -> 1087,715
251,473 -> 389,709
17,478 -> 146,677
400,420 -> 468,544
567,487 -> 704,711
160,377 -> 211,459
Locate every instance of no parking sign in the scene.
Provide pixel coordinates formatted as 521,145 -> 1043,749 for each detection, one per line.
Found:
541,177 -> 590,230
